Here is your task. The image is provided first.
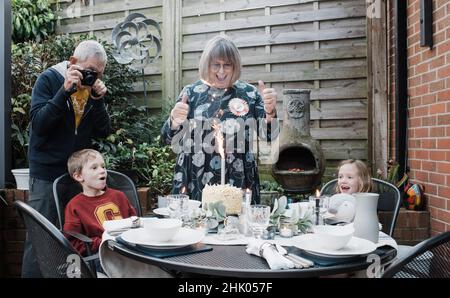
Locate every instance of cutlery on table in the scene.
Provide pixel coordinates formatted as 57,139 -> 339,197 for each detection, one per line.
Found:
274,244 -> 314,268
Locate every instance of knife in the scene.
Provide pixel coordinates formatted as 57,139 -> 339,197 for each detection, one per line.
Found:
287,253 -> 315,267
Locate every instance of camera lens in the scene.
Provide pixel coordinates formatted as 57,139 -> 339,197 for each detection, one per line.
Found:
80,70 -> 98,86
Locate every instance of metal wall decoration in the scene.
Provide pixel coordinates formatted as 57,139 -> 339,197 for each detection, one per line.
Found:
111,13 -> 161,99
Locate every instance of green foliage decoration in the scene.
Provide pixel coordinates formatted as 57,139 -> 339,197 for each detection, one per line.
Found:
270,196 -> 313,234
204,201 -> 227,222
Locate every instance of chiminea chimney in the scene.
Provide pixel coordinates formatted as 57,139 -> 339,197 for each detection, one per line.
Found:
272,89 -> 325,194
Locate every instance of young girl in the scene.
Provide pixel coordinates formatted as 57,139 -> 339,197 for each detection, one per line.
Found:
328,159 -> 372,223
335,159 -> 372,194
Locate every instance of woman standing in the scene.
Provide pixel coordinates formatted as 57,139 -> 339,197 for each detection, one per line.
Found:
161,35 -> 279,203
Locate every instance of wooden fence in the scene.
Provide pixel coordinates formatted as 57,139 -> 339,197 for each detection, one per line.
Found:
54,0 -> 372,180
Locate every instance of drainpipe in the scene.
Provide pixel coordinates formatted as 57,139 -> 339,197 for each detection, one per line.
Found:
0,0 -> 12,188
394,0 -> 408,179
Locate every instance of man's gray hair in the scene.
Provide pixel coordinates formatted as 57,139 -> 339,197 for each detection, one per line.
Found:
73,40 -> 107,64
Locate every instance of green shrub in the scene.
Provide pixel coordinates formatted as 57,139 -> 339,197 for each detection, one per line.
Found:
12,0 -> 55,43
260,180 -> 283,193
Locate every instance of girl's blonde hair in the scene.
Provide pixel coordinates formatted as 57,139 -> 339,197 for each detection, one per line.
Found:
335,159 -> 372,193
198,35 -> 242,86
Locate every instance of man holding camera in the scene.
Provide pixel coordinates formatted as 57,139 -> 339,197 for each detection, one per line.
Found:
22,40 -> 111,278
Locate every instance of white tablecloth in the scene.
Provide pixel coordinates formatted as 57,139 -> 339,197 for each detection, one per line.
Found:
99,232 -> 174,278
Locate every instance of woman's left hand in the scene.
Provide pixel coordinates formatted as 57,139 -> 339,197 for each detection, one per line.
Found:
258,80 -> 277,116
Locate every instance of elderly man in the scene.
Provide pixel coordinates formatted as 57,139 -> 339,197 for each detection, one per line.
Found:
22,40 -> 111,278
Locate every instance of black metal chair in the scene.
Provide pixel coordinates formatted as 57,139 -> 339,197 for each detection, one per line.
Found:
382,231 -> 450,278
53,170 -> 142,230
14,200 -> 96,278
320,178 -> 402,237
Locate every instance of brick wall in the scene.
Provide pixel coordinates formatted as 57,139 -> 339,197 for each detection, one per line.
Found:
384,208 -> 431,245
388,0 -> 450,235
0,189 -> 28,278
0,188 -> 150,278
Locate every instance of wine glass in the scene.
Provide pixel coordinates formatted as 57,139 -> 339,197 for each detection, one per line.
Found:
247,205 -> 271,239
166,194 -> 189,220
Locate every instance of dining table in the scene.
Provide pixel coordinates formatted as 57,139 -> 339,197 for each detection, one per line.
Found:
99,226 -> 398,278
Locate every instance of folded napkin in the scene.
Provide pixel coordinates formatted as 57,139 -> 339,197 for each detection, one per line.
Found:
103,216 -> 140,234
246,239 -> 294,270
378,231 -> 398,250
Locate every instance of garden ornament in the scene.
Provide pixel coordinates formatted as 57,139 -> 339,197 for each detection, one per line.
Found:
111,13 -> 161,99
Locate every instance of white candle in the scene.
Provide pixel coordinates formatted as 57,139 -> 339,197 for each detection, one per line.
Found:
280,227 -> 293,238
245,189 -> 252,206
221,157 -> 225,185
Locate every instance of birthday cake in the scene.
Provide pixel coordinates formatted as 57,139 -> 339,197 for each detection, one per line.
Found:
202,184 -> 243,215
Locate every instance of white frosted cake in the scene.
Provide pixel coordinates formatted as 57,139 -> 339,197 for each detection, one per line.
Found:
202,184 -> 243,215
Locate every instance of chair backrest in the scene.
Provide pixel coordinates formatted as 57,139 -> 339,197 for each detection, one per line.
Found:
382,231 -> 450,278
320,178 -> 402,236
53,170 -> 142,229
14,200 -> 95,278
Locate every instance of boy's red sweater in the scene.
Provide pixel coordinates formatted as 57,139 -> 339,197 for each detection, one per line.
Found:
63,188 -> 137,255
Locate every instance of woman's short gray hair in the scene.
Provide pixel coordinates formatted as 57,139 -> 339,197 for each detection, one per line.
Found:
73,40 -> 107,65
198,35 -> 241,86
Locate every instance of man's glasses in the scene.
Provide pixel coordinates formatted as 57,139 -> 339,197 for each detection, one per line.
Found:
210,63 -> 233,72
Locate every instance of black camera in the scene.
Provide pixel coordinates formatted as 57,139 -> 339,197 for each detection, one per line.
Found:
80,69 -> 98,86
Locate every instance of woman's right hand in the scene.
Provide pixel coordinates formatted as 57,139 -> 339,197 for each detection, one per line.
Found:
170,94 -> 189,130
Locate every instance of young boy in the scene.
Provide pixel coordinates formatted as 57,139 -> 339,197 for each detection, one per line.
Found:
63,149 -> 137,255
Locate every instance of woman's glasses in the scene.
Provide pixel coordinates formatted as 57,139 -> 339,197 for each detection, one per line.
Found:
210,63 -> 233,72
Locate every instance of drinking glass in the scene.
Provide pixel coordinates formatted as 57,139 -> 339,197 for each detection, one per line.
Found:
247,205 -> 271,239
308,195 -> 330,213
166,194 -> 189,220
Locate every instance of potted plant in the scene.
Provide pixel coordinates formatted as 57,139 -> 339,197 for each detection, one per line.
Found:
11,94 -> 31,190
259,180 -> 283,207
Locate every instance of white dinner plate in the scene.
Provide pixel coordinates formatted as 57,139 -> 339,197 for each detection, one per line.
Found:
121,227 -> 205,249
291,233 -> 377,258
153,207 -> 169,217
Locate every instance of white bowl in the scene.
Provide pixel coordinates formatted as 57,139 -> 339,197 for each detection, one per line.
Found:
143,218 -> 182,242
313,225 -> 354,250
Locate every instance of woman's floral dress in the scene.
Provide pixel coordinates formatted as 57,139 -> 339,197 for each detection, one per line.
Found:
161,80 -> 278,203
